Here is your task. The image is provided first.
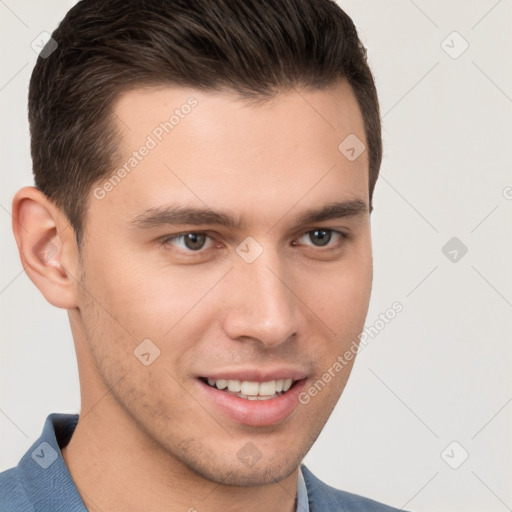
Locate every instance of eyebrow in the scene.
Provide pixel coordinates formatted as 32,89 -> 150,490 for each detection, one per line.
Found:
130,199 -> 368,230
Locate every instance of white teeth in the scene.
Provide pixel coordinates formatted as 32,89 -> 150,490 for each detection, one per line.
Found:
254,395 -> 275,401
258,380 -> 277,396
205,378 -> 296,398
215,379 -> 228,390
227,379 -> 241,392
240,381 -> 260,396
237,394 -> 276,401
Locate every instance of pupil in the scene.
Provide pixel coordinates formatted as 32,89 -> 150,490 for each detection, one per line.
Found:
185,233 -> 206,250
310,229 -> 331,246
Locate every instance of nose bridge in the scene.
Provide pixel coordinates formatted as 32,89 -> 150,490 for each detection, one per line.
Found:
223,246 -> 298,346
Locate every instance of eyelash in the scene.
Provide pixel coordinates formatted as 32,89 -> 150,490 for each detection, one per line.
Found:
160,229 -> 349,253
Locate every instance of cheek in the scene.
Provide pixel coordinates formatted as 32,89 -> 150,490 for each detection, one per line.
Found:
77,265 -> 203,418
80,249 -> 232,393
296,245 -> 373,339
85,240 -> 225,337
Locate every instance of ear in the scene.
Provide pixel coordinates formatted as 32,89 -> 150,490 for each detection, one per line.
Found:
12,186 -> 80,309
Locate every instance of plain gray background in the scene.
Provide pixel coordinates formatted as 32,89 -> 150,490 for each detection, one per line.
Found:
1,1 -> 511,511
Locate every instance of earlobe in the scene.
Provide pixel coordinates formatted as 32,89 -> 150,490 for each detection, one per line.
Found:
12,186 -> 80,309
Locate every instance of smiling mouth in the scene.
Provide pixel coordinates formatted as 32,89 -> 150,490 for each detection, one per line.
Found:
199,377 -> 297,400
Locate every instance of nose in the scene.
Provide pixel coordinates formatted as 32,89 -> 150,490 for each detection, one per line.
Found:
222,250 -> 298,348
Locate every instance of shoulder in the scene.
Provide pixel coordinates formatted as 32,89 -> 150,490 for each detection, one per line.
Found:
0,467 -> 34,512
301,465 -> 407,512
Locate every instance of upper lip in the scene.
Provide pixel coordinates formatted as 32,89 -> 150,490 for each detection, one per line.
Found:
199,367 -> 308,382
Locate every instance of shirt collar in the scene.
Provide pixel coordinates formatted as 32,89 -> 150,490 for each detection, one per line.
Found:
296,465 -> 310,512
17,413 -> 87,511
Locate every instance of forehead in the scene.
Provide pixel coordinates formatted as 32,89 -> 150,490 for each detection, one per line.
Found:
90,82 -> 369,230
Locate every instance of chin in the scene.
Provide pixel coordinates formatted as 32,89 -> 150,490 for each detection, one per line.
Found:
203,462 -> 298,487
172,443 -> 303,487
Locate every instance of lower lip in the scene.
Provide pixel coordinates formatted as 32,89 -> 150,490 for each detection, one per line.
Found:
197,378 -> 307,427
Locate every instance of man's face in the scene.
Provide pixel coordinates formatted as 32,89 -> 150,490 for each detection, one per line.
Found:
74,81 -> 372,485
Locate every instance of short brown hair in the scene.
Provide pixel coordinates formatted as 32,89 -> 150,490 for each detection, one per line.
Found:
29,0 -> 381,243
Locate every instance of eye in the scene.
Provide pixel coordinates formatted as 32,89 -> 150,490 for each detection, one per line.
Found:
162,232 -> 213,251
295,229 -> 346,247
